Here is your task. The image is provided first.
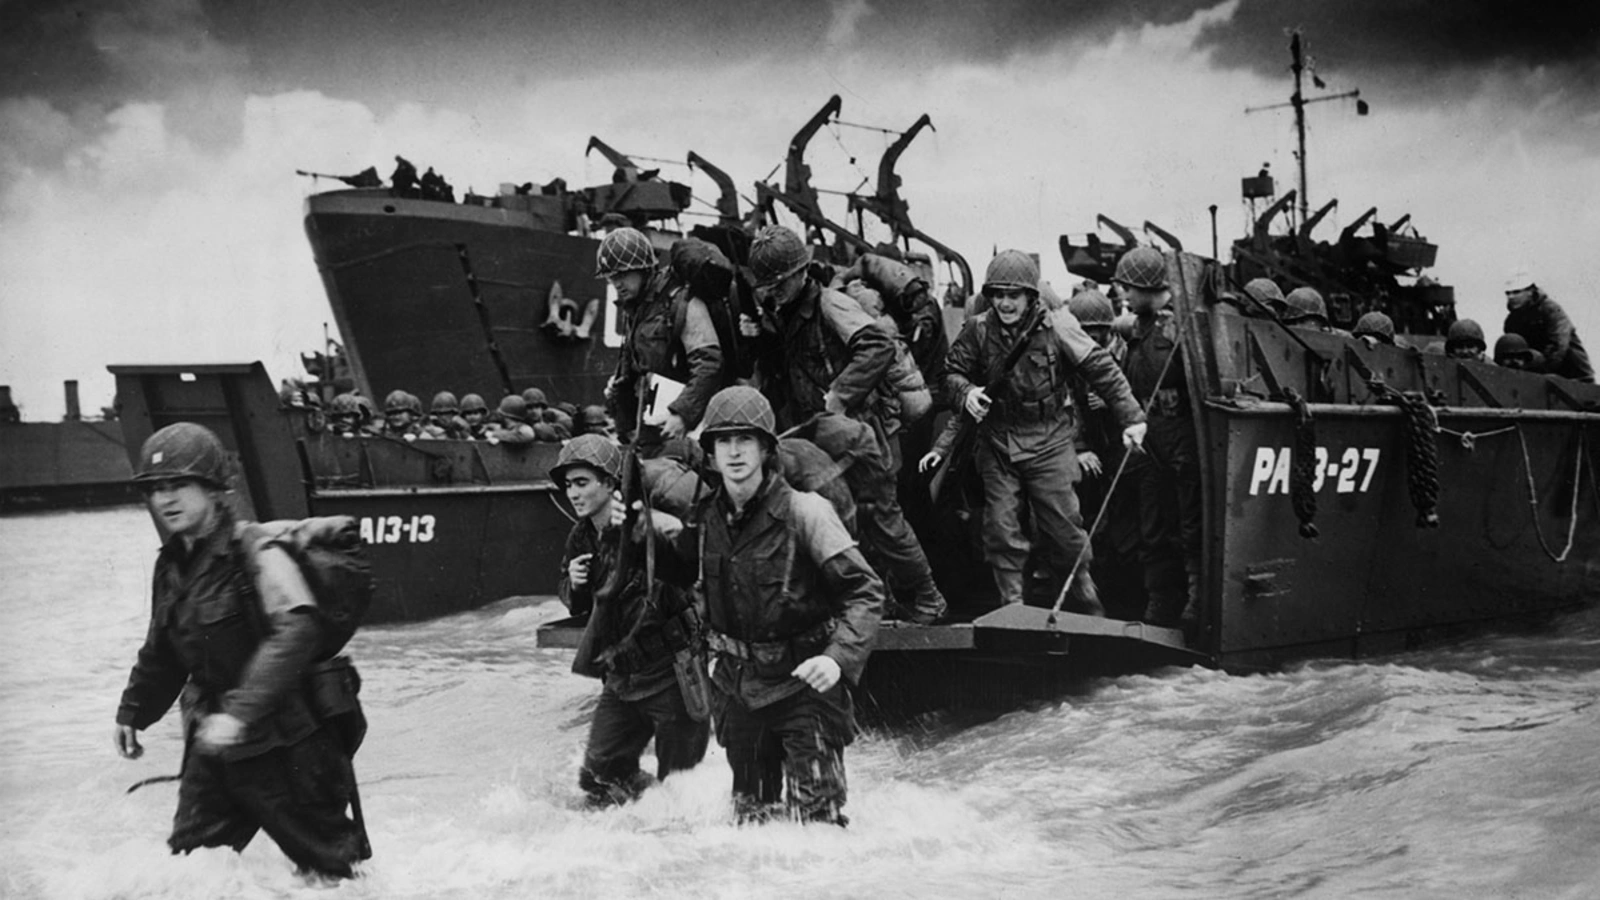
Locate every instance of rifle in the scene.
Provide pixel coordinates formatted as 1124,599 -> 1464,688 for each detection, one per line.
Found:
928,305 -> 1050,502
570,401 -> 650,678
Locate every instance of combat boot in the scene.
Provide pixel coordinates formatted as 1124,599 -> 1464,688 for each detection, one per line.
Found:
1063,570 -> 1106,617
992,567 -> 1025,606
907,578 -> 948,625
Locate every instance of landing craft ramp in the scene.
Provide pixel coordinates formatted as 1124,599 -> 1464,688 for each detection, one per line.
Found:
536,611 -> 1206,717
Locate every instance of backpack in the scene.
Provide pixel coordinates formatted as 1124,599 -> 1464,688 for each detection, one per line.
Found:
240,516 -> 374,660
667,237 -> 746,386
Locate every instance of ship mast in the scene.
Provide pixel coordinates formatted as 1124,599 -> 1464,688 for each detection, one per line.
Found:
1246,30 -> 1367,228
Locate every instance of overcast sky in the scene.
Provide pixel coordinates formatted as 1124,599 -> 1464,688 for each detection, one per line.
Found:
2,0 -> 1596,418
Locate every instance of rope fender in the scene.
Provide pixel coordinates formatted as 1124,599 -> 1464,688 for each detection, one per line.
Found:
1366,375 -> 1441,528
1283,387 -> 1319,539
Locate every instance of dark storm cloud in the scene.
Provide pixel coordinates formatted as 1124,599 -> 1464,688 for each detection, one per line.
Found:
0,0 -> 117,107
1197,1 -> 1600,82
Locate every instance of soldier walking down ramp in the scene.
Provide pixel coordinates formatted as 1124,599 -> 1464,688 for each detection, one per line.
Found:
598,227 -> 730,452
113,423 -> 369,881
745,225 -> 947,624
1114,247 -> 1202,629
925,251 -> 1144,613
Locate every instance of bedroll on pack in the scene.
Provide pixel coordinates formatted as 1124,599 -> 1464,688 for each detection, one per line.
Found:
844,284 -> 932,425
242,516 -> 374,660
668,237 -> 747,383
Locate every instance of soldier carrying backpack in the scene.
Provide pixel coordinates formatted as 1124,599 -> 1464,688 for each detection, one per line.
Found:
112,422 -> 371,882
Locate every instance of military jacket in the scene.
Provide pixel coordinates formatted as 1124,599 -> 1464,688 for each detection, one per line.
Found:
116,515 -> 323,761
687,474 -> 882,709
558,515 -> 677,700
945,305 -> 1142,462
1123,309 -> 1188,407
1504,293 -> 1594,382
770,281 -> 895,429
611,268 -> 726,432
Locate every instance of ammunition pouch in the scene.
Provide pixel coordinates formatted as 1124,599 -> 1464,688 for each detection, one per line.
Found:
992,394 -> 1073,426
1150,388 -> 1188,418
705,620 -> 833,680
304,655 -> 366,756
605,606 -> 703,677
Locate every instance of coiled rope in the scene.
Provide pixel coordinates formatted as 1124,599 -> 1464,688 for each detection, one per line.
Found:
1364,374 -> 1441,528
1282,387 -> 1319,538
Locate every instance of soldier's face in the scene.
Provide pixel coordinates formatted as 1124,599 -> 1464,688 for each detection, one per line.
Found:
988,288 -> 1032,325
1446,344 -> 1483,361
713,432 -> 767,487
564,467 -> 614,520
1125,286 -> 1171,316
143,477 -> 221,539
1505,287 -> 1535,311
386,410 -> 414,428
755,270 -> 804,311
1085,324 -> 1112,347
608,270 -> 649,304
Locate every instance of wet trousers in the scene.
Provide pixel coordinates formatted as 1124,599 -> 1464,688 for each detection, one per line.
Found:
1127,414 -> 1202,622
169,728 -> 369,878
579,681 -> 710,805
715,683 -> 854,825
976,440 -> 1101,613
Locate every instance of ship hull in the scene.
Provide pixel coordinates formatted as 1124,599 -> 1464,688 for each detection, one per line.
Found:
1,420 -> 137,513
304,190 -> 618,408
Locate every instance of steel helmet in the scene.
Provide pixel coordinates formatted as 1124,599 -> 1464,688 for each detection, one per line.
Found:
428,391 -> 459,415
133,422 -> 232,488
353,394 -> 377,421
329,392 -> 363,417
1113,247 -> 1167,290
1243,277 -> 1285,308
1283,286 -> 1328,323
384,389 -> 422,415
982,250 -> 1040,295
549,433 -> 623,484
595,227 -> 656,277
1351,311 -> 1396,343
578,405 -> 612,430
1067,288 -> 1115,326
1445,318 -> 1486,352
698,385 -> 777,452
1494,333 -> 1534,362
460,393 -> 489,414
1503,268 -> 1534,293
749,225 -> 812,287
497,395 -> 529,423
521,387 -> 548,408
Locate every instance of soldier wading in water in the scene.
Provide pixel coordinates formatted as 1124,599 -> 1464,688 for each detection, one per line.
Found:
553,434 -> 710,805
646,387 -> 884,825
113,423 -> 369,881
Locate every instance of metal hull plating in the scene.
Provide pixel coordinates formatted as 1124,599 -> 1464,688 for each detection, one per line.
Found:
0,420 -> 137,513
304,190 -> 618,407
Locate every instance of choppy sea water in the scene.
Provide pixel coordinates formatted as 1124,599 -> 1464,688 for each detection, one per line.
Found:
2,506 -> 1597,899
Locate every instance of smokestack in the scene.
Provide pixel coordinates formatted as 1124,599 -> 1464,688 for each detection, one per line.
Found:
64,380 -> 81,421
0,385 -> 17,425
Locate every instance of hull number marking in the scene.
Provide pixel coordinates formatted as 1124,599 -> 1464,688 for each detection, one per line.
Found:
1248,447 -> 1381,496
360,514 -> 436,544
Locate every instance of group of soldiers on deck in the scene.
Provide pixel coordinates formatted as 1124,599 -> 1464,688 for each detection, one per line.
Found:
317,386 -> 617,443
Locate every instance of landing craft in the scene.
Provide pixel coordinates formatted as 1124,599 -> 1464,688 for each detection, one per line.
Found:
110,90 -> 1600,716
